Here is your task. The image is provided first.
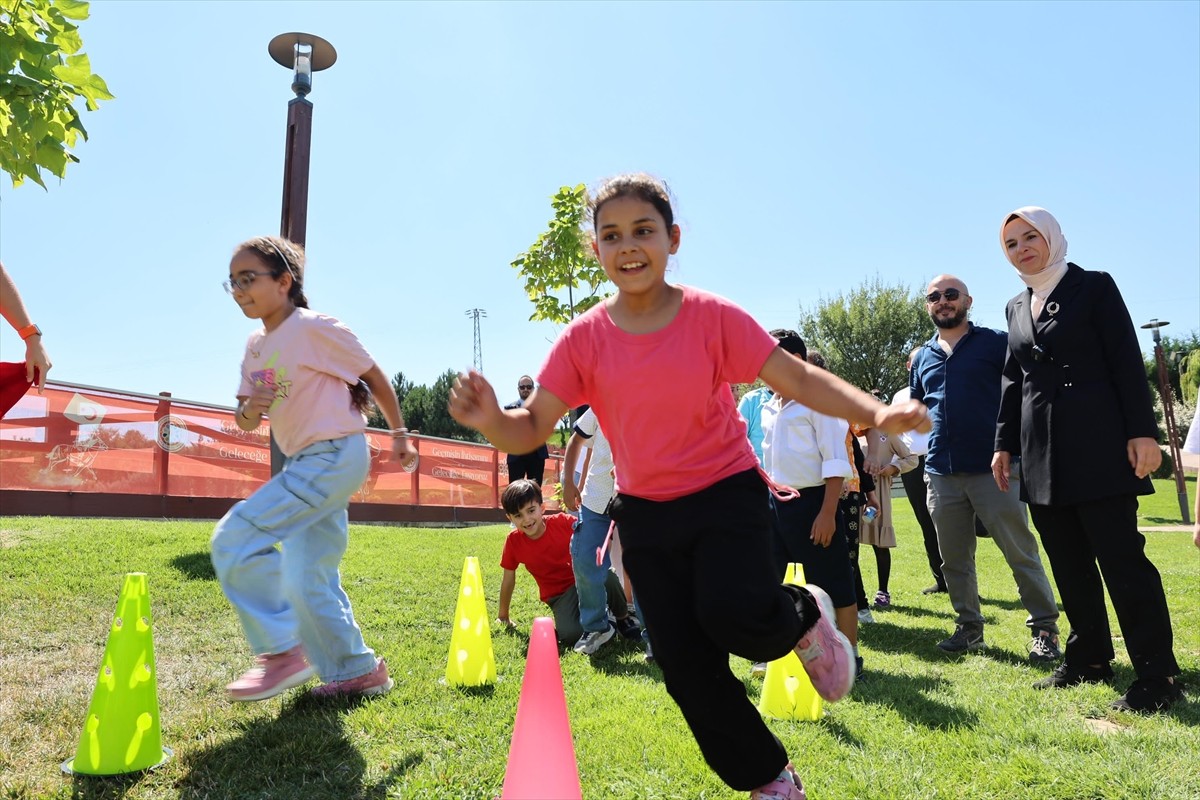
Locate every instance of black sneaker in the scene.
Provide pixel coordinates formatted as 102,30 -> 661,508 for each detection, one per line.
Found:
1111,677 -> 1184,713
1028,629 -> 1063,663
1032,662 -> 1114,690
613,615 -> 643,641
936,624 -> 984,653
921,583 -> 947,595
855,656 -> 864,680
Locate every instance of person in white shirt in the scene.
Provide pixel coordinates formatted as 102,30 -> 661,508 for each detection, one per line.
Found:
761,331 -> 861,674
1183,419 -> 1200,549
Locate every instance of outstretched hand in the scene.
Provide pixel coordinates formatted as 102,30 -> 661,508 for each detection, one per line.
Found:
872,400 -> 930,437
449,370 -> 501,432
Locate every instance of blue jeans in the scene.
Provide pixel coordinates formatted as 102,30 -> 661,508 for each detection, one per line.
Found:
570,505 -> 629,633
211,434 -> 378,682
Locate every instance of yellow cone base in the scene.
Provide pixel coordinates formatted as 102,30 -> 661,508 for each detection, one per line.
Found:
63,747 -> 172,776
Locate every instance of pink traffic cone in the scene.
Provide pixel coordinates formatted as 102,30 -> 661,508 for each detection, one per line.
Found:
499,617 -> 581,800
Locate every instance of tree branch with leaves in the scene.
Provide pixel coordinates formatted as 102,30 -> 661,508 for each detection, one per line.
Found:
510,184 -> 609,324
1,0 -> 113,188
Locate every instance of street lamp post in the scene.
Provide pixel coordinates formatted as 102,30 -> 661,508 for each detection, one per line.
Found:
266,32 -> 337,475
1141,319 -> 1191,524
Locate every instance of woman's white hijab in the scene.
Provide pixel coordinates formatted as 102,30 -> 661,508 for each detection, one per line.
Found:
1002,206 -> 1069,319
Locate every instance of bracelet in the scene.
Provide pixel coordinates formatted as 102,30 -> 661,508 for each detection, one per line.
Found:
390,427 -> 409,438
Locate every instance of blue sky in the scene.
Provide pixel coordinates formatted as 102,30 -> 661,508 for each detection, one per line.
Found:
2,0 -> 1197,409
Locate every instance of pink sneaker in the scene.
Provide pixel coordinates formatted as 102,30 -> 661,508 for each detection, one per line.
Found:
310,657 -> 394,699
793,584 -> 855,702
227,645 -> 315,702
751,763 -> 807,800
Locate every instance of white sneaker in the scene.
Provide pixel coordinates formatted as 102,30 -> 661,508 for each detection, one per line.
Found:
573,625 -> 615,655
857,608 -> 876,624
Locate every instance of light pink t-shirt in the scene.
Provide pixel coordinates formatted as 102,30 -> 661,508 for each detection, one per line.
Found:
538,285 -> 777,501
237,308 -> 375,457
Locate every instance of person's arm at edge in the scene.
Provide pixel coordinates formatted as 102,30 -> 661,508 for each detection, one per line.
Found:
759,349 -> 929,437
497,568 -> 518,628
0,262 -> 51,391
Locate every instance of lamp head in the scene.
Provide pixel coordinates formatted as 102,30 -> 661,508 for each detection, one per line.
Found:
268,33 -> 337,98
1140,318 -> 1170,344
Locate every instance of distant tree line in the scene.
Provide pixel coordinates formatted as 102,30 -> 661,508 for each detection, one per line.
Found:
365,370 -> 484,443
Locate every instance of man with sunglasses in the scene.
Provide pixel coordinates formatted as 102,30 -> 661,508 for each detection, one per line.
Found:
910,276 -> 1061,663
503,376 -> 550,485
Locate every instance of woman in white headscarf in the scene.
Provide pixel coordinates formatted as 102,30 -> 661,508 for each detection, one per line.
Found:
992,207 -> 1182,713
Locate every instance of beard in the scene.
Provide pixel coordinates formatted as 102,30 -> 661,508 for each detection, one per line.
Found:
930,306 -> 968,329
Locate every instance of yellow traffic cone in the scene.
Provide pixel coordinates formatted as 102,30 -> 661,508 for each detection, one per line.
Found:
445,556 -> 496,687
62,573 -> 172,775
758,563 -> 823,721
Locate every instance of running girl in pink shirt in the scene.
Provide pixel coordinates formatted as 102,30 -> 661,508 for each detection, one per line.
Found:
450,174 -> 929,800
212,236 -> 417,702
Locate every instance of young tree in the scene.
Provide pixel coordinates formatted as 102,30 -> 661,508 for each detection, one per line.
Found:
798,276 -> 931,396
1143,330 -> 1199,405
1,0 -> 113,188
510,184 -> 609,324
366,371 -> 413,429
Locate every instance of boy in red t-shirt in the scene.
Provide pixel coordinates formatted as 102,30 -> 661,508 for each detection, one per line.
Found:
497,479 -> 632,647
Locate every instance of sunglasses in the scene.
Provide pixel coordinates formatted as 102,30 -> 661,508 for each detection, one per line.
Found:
518,384 -> 534,390
223,271 -> 274,294
925,288 -> 962,304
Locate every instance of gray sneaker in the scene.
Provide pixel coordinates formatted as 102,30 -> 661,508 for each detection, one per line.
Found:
1029,629 -> 1062,663
573,625 -> 615,655
937,624 -> 984,653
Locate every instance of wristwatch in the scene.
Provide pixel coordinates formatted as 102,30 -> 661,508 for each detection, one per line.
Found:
17,323 -> 41,340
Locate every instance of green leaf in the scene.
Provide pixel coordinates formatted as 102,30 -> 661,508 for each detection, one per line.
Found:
34,141 -> 68,176
54,0 -> 91,20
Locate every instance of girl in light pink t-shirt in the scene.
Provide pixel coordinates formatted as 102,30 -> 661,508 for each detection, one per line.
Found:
451,174 -> 929,799
212,236 -> 416,704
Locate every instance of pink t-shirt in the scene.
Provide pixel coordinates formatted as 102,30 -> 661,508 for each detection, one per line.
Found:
538,285 -> 777,501
237,308 -> 375,457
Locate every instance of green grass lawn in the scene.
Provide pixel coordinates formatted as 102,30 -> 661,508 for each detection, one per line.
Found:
1,501 -> 1197,800
1139,476 -> 1197,526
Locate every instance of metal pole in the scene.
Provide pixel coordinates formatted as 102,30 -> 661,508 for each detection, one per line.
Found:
266,33 -> 336,476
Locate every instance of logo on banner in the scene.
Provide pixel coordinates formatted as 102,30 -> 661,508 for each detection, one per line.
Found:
156,415 -> 188,453
64,393 -> 106,425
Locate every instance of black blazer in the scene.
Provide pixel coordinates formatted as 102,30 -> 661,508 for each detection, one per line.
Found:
995,263 -> 1156,506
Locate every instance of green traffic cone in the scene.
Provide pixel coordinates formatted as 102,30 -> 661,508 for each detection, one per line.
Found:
62,573 -> 172,775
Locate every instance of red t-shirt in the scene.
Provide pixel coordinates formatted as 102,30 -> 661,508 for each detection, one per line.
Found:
538,285 -> 777,501
499,512 -> 576,603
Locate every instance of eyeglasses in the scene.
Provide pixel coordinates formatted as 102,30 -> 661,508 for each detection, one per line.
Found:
925,288 -> 962,304
223,272 -> 274,294
518,384 -> 534,390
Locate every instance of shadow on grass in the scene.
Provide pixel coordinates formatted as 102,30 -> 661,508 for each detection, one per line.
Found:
169,551 -> 216,581
977,594 -> 1032,612
175,697 -> 420,800
850,670 -> 981,732
586,643 -> 661,680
